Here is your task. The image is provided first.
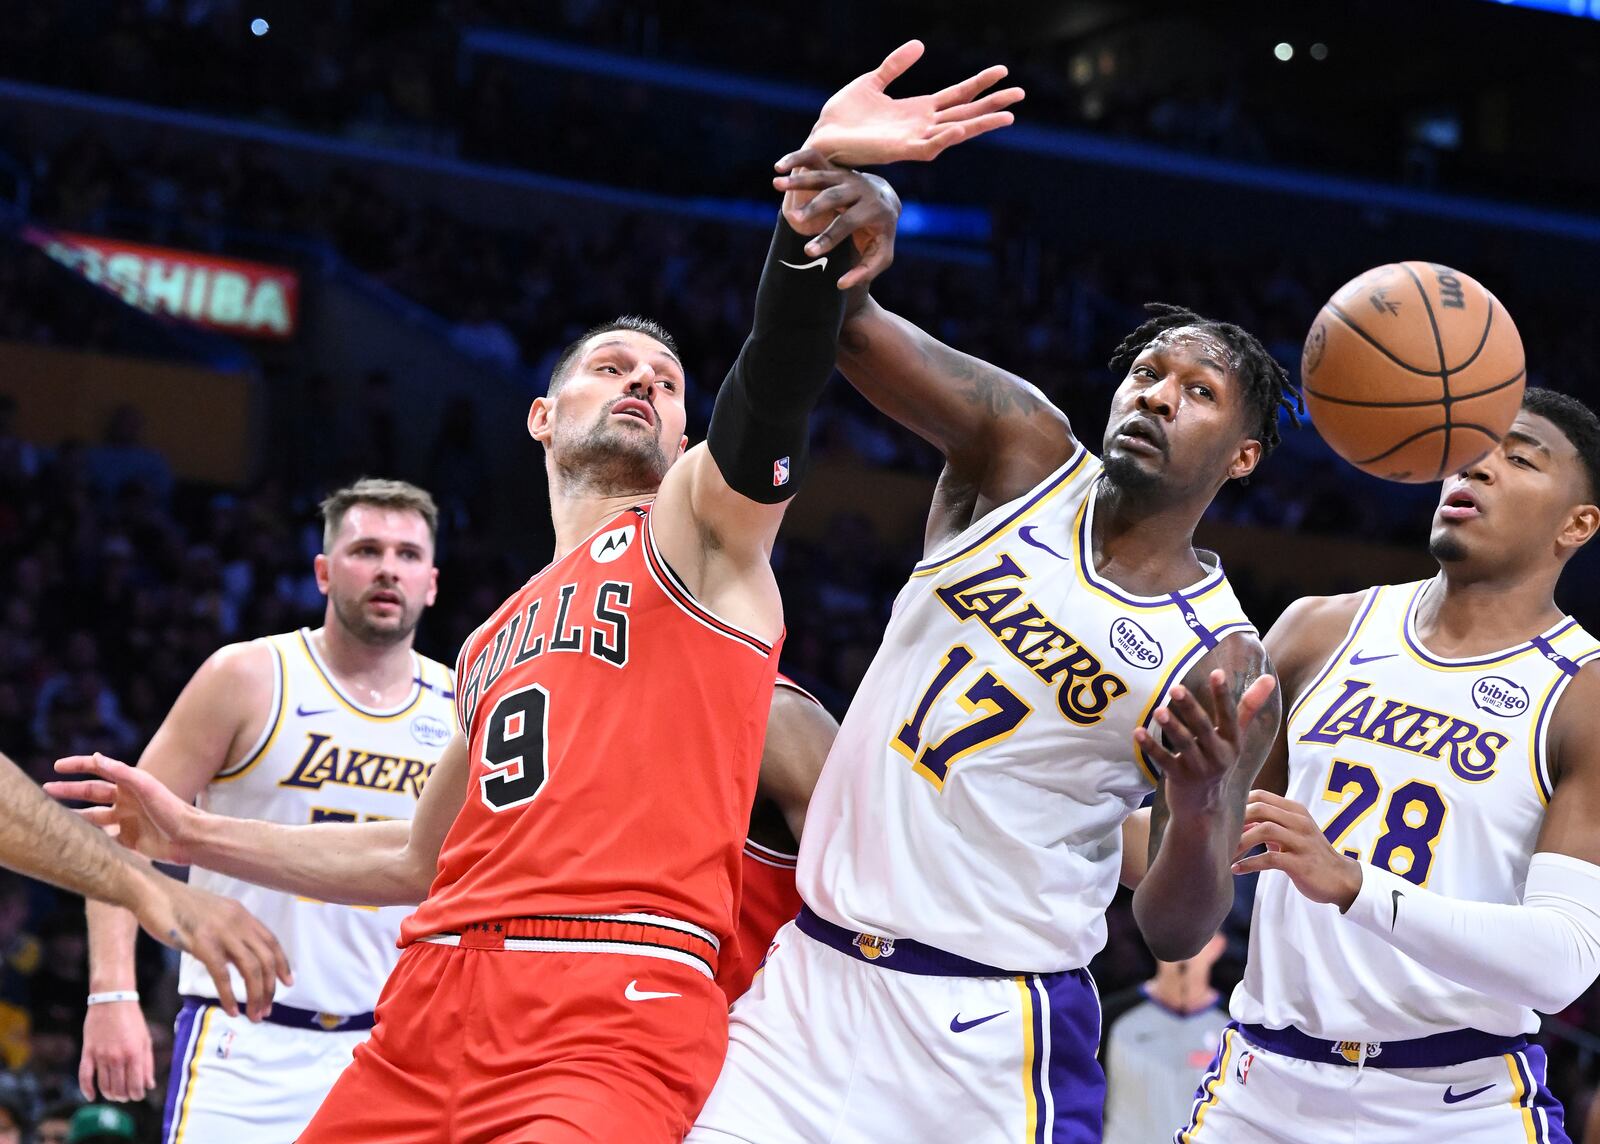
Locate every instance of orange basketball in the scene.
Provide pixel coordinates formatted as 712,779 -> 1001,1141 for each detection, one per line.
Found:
1301,262 -> 1525,482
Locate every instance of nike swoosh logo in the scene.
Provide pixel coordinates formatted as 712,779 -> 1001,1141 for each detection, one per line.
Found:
950,1010 -> 1007,1033
779,256 -> 827,271
1348,650 -> 1398,666
295,705 -> 336,717
624,980 -> 681,1002
1390,889 -> 1404,931
1443,1083 -> 1494,1104
1018,526 -> 1068,561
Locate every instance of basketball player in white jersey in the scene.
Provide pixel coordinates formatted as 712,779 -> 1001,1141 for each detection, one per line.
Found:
75,478 -> 456,1144
686,111 -> 1302,1135
1178,387 -> 1600,1143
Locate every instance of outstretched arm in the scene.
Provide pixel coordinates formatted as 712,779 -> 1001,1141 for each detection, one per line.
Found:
0,748 -> 288,1018
1133,637 -> 1280,960
52,732 -> 469,907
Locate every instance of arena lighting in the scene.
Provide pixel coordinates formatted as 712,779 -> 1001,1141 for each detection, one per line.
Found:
1310,42 -> 1329,60
250,17 -> 269,36
1273,42 -> 1294,61
1486,0 -> 1600,17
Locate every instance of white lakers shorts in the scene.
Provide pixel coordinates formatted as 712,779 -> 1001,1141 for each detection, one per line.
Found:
1177,1022 -> 1569,1144
162,996 -> 371,1144
689,910 -> 1104,1144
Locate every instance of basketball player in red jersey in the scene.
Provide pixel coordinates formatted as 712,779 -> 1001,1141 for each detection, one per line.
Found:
718,675 -> 837,1002
52,45 -> 1021,1141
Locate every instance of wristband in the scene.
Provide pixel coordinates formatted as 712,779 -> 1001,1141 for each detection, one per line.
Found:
87,990 -> 140,1006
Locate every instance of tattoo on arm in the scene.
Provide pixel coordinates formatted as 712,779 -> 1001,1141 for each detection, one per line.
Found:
916,338 -> 1044,420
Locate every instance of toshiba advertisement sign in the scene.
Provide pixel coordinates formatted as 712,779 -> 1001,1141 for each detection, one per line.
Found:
24,228 -> 299,339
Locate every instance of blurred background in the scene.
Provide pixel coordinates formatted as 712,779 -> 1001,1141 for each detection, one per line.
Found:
1,0 -> 1598,1138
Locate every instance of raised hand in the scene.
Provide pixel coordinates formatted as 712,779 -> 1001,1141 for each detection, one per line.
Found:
1231,789 -> 1365,909
772,155 -> 901,291
1132,670 -> 1277,817
48,753 -> 200,864
789,40 -> 1024,168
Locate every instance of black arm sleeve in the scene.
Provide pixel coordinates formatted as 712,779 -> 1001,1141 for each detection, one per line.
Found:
705,216 -> 858,504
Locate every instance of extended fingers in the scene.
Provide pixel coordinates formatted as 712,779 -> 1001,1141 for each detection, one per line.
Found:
44,779 -> 118,805
932,64 -> 1009,109
872,40 -> 926,90
1132,725 -> 1180,772
773,168 -> 850,193
1236,674 -> 1279,732
933,86 -> 1025,124
774,146 -> 830,175
837,232 -> 894,291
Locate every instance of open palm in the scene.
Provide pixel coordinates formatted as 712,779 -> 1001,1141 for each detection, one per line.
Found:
48,753 -> 197,865
796,40 -> 1024,167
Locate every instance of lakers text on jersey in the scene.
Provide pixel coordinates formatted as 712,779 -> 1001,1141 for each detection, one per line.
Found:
165,628 -> 455,1144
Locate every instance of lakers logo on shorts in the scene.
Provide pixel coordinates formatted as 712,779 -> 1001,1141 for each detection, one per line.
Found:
1335,1040 -> 1381,1064
852,932 -> 896,961
316,1012 -> 350,1031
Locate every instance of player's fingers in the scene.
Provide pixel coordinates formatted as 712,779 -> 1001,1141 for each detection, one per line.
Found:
200,947 -> 241,1018
1132,726 -> 1180,772
838,233 -> 895,291
933,85 -> 1025,124
78,1051 -> 97,1101
1235,674 -> 1279,734
44,778 -> 118,804
1242,800 -> 1314,836
774,146 -> 830,174
871,39 -> 925,90
923,113 -> 1016,157
1206,670 -> 1241,741
227,928 -> 275,1021
140,1042 -> 156,1093
932,64 -> 1009,109
1236,821 -> 1300,857
100,1055 -> 129,1102
1231,852 -> 1285,876
791,182 -> 862,227
1153,704 -> 1201,760
772,168 -> 848,193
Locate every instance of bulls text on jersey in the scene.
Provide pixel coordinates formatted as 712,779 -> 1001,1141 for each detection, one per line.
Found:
457,579 -> 632,731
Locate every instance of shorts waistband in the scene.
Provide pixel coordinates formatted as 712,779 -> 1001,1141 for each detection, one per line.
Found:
1237,1021 -> 1527,1068
412,913 -> 719,980
179,995 -> 375,1033
796,906 -> 1032,977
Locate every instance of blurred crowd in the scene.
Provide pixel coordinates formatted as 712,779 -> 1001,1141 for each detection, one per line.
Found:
0,5 -> 1598,1140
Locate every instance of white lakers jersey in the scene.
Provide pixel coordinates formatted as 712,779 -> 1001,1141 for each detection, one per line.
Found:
177,628 -> 456,1015
1234,579 -> 1599,1039
798,447 -> 1255,972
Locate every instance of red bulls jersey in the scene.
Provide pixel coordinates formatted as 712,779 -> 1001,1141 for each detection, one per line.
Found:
402,505 -> 782,958
717,675 -> 820,1001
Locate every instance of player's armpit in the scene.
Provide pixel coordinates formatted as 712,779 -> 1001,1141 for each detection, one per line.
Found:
836,298 -> 1076,548
1540,661 -> 1600,868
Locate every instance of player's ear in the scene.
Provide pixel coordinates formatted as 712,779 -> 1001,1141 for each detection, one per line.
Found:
677,434 -> 689,459
313,553 -> 331,596
528,397 -> 553,445
425,565 -> 440,607
1227,439 -> 1262,482
1558,501 -> 1600,553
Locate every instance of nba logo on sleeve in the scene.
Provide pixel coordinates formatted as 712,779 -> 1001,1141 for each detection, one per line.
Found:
772,457 -> 790,487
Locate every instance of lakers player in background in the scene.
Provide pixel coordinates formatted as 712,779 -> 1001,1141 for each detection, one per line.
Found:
688,111 -> 1299,1139
1186,388 -> 1600,1142
75,479 -> 454,1143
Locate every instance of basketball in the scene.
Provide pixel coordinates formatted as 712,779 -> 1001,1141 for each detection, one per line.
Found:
1300,262 -> 1525,482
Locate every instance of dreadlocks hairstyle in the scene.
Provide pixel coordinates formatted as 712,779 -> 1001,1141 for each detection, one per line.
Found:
1107,302 -> 1304,462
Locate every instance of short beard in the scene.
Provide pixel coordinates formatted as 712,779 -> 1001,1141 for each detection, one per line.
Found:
331,594 -> 421,647
1101,449 -> 1163,496
1429,531 -> 1469,564
554,415 -> 670,497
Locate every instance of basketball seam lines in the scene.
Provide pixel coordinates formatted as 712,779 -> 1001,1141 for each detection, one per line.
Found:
1304,368 -> 1525,409
1352,422 -> 1506,466
1324,302 -> 1441,377
1398,264 -> 1453,480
